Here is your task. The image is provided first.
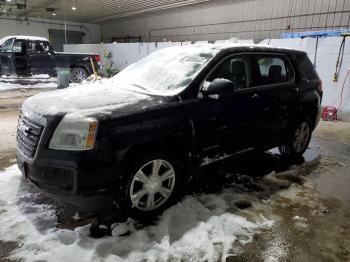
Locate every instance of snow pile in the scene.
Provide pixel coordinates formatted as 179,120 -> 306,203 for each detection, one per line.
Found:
1,74 -> 50,79
0,76 -> 57,91
0,81 -> 57,91
0,165 -> 273,262
292,215 -> 309,229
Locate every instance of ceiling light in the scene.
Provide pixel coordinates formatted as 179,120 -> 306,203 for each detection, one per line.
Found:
72,6 -> 76,10
52,12 -> 56,16
6,0 -> 11,2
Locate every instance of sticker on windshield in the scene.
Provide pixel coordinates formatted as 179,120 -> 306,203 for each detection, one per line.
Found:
180,56 -> 208,64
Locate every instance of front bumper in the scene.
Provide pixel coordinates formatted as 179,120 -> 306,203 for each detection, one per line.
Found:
16,109 -> 119,212
17,155 -> 116,212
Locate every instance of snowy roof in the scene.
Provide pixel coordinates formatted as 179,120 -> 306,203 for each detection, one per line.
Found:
190,42 -> 304,53
0,35 -> 48,45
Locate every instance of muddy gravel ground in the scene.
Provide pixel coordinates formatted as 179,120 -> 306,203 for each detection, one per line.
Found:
0,87 -> 350,261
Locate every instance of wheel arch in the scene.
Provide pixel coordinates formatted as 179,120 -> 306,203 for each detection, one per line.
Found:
69,64 -> 89,73
298,90 -> 322,130
119,137 -> 192,171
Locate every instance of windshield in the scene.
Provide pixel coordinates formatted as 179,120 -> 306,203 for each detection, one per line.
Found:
110,46 -> 218,96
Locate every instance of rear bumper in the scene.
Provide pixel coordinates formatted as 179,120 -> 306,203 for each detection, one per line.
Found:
315,106 -> 322,128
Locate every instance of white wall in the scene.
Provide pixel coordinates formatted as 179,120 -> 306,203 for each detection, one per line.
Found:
0,16 -> 101,44
101,0 -> 350,42
64,41 -> 191,73
261,37 -> 350,121
64,39 -> 252,71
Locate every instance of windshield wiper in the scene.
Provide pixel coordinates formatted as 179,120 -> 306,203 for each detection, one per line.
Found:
131,84 -> 151,94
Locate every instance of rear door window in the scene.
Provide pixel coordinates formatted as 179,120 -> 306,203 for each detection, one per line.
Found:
250,54 -> 294,86
28,41 -> 49,53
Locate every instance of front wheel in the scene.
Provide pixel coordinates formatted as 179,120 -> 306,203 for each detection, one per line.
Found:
118,153 -> 184,220
279,119 -> 312,157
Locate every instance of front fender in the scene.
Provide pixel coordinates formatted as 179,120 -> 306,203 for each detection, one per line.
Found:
108,116 -> 195,166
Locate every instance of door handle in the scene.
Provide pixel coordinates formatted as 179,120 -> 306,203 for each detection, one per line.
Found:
292,87 -> 299,93
272,96 -> 279,104
250,93 -> 260,99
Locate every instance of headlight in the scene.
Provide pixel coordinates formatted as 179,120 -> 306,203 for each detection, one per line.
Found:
49,114 -> 98,151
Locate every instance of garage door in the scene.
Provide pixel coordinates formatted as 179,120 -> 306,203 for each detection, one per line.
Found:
49,29 -> 84,52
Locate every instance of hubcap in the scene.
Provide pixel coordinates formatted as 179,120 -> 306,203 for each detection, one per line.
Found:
71,69 -> 86,82
129,159 -> 176,211
293,122 -> 310,153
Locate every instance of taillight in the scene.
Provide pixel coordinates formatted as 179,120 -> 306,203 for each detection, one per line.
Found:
93,55 -> 100,63
317,79 -> 322,93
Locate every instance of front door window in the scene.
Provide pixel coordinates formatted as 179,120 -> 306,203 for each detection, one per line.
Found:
206,55 -> 251,89
1,38 -> 14,53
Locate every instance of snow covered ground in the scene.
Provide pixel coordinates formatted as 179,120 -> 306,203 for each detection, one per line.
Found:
0,164 -> 274,262
1,124 -> 349,262
0,76 -> 57,91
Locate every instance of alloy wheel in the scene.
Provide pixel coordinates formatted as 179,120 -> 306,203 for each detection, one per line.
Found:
129,159 -> 176,211
293,122 -> 310,153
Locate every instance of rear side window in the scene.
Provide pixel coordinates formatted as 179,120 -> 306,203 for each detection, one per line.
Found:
295,54 -> 318,80
28,41 -> 49,53
250,54 -> 294,86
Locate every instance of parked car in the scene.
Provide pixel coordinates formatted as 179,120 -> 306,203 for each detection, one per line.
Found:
16,44 -> 322,218
0,35 -> 100,83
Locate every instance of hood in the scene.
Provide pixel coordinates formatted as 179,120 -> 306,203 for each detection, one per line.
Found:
22,80 -> 168,119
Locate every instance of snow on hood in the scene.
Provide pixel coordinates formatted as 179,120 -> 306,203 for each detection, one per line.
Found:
22,80 -> 151,117
0,165 -> 274,262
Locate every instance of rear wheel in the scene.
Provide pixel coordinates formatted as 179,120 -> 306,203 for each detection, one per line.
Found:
279,119 -> 312,157
69,67 -> 88,83
118,152 -> 185,220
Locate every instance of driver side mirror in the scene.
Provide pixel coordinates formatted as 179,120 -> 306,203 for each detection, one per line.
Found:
202,78 -> 236,98
45,46 -> 51,53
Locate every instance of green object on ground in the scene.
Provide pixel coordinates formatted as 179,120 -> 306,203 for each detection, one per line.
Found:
56,68 -> 71,89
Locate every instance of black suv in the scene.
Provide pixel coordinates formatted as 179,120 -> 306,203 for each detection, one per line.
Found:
16,44 -> 322,217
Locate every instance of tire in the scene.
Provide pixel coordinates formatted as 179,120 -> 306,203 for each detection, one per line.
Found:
117,152 -> 185,220
278,119 -> 312,157
69,67 -> 88,83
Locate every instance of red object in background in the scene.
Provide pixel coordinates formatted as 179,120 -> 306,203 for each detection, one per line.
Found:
322,106 -> 337,121
93,55 -> 101,63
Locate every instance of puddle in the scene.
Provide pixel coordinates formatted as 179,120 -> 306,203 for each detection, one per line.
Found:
310,138 -> 350,201
269,146 -> 320,163
231,138 -> 350,262
313,157 -> 350,201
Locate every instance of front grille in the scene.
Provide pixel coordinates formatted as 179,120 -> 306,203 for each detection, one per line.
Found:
16,115 -> 44,160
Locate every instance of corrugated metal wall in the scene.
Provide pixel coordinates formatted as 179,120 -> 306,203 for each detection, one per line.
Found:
101,0 -> 350,42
